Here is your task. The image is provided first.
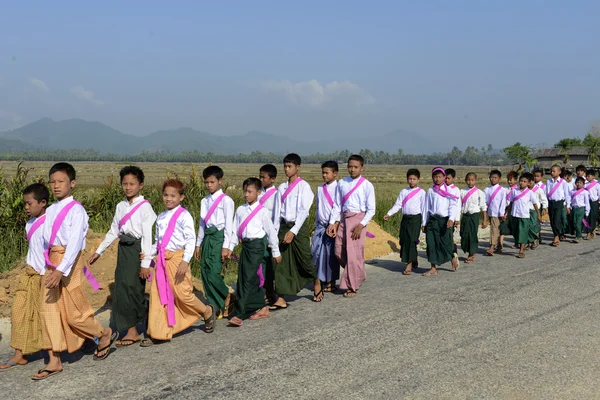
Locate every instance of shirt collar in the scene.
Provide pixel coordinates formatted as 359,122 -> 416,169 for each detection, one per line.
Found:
58,195 -> 74,205
210,189 -> 223,199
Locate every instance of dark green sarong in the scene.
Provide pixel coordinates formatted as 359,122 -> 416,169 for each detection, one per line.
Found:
585,200 -> 598,233
528,209 -> 541,243
233,237 -> 268,319
262,246 -> 275,301
511,216 -> 531,245
201,226 -> 230,311
565,207 -> 574,235
425,215 -> 454,266
572,206 -> 586,239
113,233 -> 147,332
399,214 -> 421,263
548,200 -> 566,237
460,212 -> 480,256
276,220 -> 317,296
500,216 -> 512,236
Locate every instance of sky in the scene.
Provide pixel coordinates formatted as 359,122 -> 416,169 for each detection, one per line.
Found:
1,0 -> 599,149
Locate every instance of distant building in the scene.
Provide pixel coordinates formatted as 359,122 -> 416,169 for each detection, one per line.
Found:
536,147 -> 591,172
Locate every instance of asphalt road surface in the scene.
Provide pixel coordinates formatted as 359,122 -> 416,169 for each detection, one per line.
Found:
2,227 -> 600,399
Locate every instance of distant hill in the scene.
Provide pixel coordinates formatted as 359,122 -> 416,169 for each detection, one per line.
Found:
0,118 -> 439,155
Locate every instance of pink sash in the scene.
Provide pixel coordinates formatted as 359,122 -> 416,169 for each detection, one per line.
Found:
585,181 -> 598,191
433,184 -> 459,199
237,204 -> 264,239
401,187 -> 422,208
118,199 -> 149,230
155,207 -> 186,327
539,183 -> 546,189
487,185 -> 502,207
281,178 -> 303,203
532,186 -> 540,193
27,214 -> 46,242
43,201 -> 100,291
461,187 -> 478,205
259,187 -> 277,205
547,179 -> 563,199
322,184 -> 335,208
512,188 -> 530,202
203,193 -> 226,224
342,177 -> 366,205
506,185 -> 516,201
571,188 -> 586,199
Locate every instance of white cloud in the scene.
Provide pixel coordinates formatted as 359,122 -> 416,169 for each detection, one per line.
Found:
70,85 -> 104,106
29,78 -> 49,92
258,79 -> 375,108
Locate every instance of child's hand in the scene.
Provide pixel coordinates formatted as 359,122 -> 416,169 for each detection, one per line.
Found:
446,220 -> 454,229
454,220 -> 460,227
273,256 -> 282,264
139,267 -> 151,280
88,253 -> 100,265
282,231 -> 295,244
221,248 -> 232,262
481,220 -> 488,229
326,224 -> 337,238
501,215 -> 507,221
175,261 -> 189,283
566,208 -> 571,215
194,246 -> 201,261
351,224 -> 364,240
537,213 -> 542,221
383,215 -> 389,221
421,226 -> 426,233
139,252 -> 146,261
45,269 -> 63,289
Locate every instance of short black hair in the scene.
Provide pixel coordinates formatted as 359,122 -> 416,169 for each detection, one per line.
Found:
406,168 -> 420,179
283,153 -> 302,166
576,165 -> 587,173
489,169 -> 502,178
575,176 -> 585,184
259,164 -> 278,179
507,171 -> 519,180
348,154 -> 364,166
533,169 -> 543,176
586,169 -> 596,177
321,160 -> 339,172
23,183 -> 50,204
203,165 -> 224,180
465,172 -> 477,180
49,162 -> 76,181
521,172 -> 534,182
120,165 -> 145,184
563,169 -> 573,178
242,177 -> 262,191
445,168 -> 456,178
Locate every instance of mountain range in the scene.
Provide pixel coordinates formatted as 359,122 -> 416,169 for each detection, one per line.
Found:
0,118 -> 439,155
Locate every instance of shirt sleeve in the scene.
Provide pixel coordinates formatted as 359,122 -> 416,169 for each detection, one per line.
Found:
291,183 -> 314,235
150,222 -> 158,259
540,190 -> 549,208
387,190 -> 404,217
422,190 -> 431,227
56,205 -> 87,277
329,183 -> 342,224
181,212 -> 196,263
564,183 -> 571,208
95,205 -> 120,255
360,182 -> 376,226
585,192 -> 590,216
140,203 -> 157,268
314,190 -> 320,228
223,197 -> 235,249
196,199 -> 206,247
228,209 -> 240,252
272,192 -> 282,233
479,190 -> 488,212
263,209 -> 281,258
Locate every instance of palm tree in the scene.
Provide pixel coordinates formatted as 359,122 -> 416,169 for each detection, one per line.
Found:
583,133 -> 600,167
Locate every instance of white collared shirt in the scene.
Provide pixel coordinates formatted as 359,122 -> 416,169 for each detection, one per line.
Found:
316,181 -> 338,226
151,205 -> 196,263
95,195 -> 157,268
43,196 -> 89,277
509,188 -> 539,218
196,189 -> 235,248
530,186 -> 549,210
258,186 -> 281,232
570,188 -> 590,216
586,179 -> 600,202
278,178 -> 314,235
484,184 -> 508,217
422,186 -> 458,226
546,178 -> 569,202
460,187 -> 487,215
228,202 -> 281,258
330,176 -> 376,227
386,187 -> 425,217
26,216 -> 47,275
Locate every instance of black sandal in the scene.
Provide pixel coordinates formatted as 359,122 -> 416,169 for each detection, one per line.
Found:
93,331 -> 119,361
32,368 -> 63,381
313,288 -> 324,302
204,305 -> 216,333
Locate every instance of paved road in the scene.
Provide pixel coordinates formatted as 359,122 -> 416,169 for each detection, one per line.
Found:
2,227 -> 600,399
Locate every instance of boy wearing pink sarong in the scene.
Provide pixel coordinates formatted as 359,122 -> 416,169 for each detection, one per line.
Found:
328,155 -> 376,297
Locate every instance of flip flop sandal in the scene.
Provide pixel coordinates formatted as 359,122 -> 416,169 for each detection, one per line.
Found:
32,369 -> 63,381
93,331 -> 119,361
115,338 -> 141,348
402,269 -> 413,275
550,242 -> 560,247
223,295 -> 236,318
516,253 -> 525,258
422,270 -> 438,276
268,303 -> 288,311
204,305 -> 216,333
342,290 -> 357,298
312,288 -> 324,302
140,338 -> 155,347
485,250 -> 494,256
0,361 -> 23,371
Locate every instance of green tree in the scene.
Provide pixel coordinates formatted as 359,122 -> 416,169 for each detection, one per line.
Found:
503,142 -> 534,172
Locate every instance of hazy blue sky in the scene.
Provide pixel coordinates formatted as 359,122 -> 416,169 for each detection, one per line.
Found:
1,1 -> 599,148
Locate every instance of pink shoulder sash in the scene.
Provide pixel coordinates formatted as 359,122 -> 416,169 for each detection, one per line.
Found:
322,184 -> 335,208
259,187 -> 277,205
27,214 -> 46,242
237,204 -> 264,239
571,188 -> 586,199
547,179 -> 563,199
433,184 -> 459,200
401,187 -> 422,208
512,188 -> 530,202
585,181 -> 598,191
532,186 -> 540,193
203,193 -> 227,225
281,178 -> 303,204
461,187 -> 478,205
487,185 -> 502,207
506,185 -> 516,201
119,199 -> 149,230
342,176 -> 365,205
155,207 -> 186,327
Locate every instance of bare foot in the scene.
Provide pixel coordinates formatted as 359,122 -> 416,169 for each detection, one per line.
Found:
342,290 -> 357,298
0,352 -> 27,369
423,268 -> 438,276
249,306 -> 270,320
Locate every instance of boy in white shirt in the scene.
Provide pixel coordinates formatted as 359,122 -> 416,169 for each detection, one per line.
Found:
584,169 -> 600,239
258,164 -> 281,302
506,173 -> 540,258
482,170 -> 508,256
459,172 -> 487,264
528,175 -> 548,248
546,165 -> 571,246
569,176 -> 590,242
